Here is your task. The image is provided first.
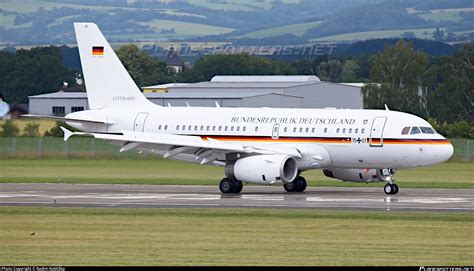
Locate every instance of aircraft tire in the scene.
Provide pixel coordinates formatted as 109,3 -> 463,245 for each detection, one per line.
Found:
220,178 -> 236,194
296,176 -> 307,192
391,183 -> 399,194
233,180 -> 243,193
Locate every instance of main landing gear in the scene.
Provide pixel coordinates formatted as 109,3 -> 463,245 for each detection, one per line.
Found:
384,183 -> 399,195
219,178 -> 243,194
283,176 -> 307,193
219,176 -> 308,194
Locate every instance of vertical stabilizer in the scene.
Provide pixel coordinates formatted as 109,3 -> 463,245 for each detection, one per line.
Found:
74,22 -> 153,109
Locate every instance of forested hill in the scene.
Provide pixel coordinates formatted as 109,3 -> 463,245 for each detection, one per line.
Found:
0,0 -> 473,46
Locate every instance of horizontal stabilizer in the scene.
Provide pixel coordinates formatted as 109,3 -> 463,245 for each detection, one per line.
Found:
21,114 -> 112,125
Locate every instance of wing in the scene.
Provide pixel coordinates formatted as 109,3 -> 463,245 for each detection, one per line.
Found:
61,127 -> 302,165
22,114 -> 112,125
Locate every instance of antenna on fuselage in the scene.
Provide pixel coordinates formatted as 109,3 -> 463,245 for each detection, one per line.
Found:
384,104 -> 390,111
185,102 -> 191,107
215,101 -> 220,108
167,103 -> 172,107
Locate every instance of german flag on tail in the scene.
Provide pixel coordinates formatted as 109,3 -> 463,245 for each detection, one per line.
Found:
92,46 -> 104,56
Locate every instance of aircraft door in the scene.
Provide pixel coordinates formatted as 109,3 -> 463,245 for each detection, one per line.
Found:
369,117 -> 387,147
133,112 -> 149,132
272,123 -> 280,140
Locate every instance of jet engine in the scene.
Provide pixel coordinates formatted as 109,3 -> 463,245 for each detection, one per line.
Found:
225,155 -> 298,184
323,168 -> 396,183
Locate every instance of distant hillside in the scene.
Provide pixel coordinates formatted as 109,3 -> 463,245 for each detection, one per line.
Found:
0,0 -> 472,46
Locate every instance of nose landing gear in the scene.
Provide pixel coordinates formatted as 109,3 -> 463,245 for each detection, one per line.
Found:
384,183 -> 399,195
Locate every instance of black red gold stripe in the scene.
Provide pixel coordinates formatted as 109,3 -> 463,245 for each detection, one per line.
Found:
197,135 -> 450,145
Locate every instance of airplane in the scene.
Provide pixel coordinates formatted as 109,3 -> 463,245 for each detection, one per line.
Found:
23,23 -> 454,195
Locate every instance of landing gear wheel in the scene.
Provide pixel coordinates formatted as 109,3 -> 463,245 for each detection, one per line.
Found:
220,178 -> 235,194
284,176 -> 307,193
384,183 -> 399,195
296,176 -> 307,192
391,183 -> 399,195
283,182 -> 296,192
384,183 -> 393,195
233,180 -> 243,193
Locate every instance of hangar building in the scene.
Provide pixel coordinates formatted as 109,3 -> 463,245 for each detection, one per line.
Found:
28,75 -> 363,116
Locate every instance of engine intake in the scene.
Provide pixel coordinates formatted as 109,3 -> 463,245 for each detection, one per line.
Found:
225,155 -> 298,184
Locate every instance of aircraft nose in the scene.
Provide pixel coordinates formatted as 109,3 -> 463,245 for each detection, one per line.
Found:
438,141 -> 454,162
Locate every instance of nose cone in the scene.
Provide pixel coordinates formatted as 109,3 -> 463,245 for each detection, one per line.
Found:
437,141 -> 454,163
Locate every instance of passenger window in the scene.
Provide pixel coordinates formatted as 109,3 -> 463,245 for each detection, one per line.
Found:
361,128 -> 365,134
284,127 -> 288,132
324,128 -> 328,133
355,128 -> 358,133
410,127 -> 421,135
218,126 -> 222,131
336,128 -> 340,133
243,126 -> 246,132
194,125 -> 198,131
206,126 -> 210,131
236,126 -> 240,131
311,128 -> 315,133
200,125 -> 204,131
401,126 -> 410,135
176,125 -> 180,130
293,127 -> 297,132
255,126 -> 259,132
420,127 -> 435,134
230,126 -> 234,131
212,126 -> 216,131
342,128 -> 346,133
158,125 -> 162,130
188,125 -> 192,130
299,127 -> 303,133
305,127 -> 309,133
225,126 -> 228,131
164,125 -> 168,130
349,128 -> 352,133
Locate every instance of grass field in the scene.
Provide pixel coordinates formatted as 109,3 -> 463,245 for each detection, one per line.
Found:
0,159 -> 472,189
312,27 -> 446,42
238,21 -> 322,39
139,19 -> 235,36
0,206 -> 472,266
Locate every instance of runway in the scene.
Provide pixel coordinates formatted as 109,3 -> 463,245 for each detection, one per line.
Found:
0,183 -> 472,212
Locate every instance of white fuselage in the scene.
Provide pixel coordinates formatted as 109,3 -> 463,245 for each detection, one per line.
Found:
67,106 -> 454,170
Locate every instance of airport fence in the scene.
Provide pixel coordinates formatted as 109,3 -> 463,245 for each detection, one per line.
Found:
0,137 -> 472,161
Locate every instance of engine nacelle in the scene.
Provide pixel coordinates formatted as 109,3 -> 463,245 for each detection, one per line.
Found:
323,168 -> 396,183
225,155 -> 298,185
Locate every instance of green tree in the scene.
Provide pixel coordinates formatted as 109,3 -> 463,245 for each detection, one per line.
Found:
0,120 -> 20,137
115,44 -> 176,87
23,122 -> 40,137
429,44 -> 474,123
0,46 -> 76,104
316,60 -> 343,82
362,41 -> 436,116
340,60 -> 361,82
180,54 -> 296,82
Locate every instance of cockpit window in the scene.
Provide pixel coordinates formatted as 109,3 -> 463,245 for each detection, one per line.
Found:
410,127 -> 421,135
401,127 -> 410,135
420,127 -> 435,134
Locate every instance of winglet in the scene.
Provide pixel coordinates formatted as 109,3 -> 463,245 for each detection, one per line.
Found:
384,104 -> 390,111
60,126 -> 74,141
